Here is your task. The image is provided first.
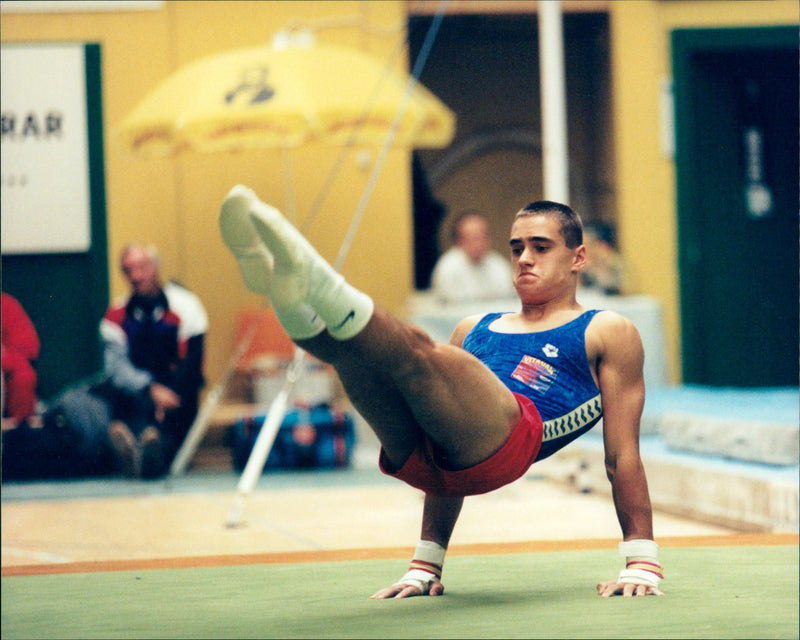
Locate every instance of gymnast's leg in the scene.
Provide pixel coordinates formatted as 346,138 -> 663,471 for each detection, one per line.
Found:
219,185 -> 520,470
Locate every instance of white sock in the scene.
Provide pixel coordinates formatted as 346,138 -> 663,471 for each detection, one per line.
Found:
274,303 -> 325,340
220,186 -> 331,341
219,185 -> 273,296
246,191 -> 374,340
305,270 -> 374,340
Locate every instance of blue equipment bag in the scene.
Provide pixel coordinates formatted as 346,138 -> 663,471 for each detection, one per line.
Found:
231,403 -> 356,472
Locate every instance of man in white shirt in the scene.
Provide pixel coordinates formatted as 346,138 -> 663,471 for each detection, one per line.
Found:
430,211 -> 516,302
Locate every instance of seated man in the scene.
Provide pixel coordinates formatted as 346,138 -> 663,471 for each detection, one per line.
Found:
430,210 -> 516,302
99,244 -> 208,479
219,185 -> 663,599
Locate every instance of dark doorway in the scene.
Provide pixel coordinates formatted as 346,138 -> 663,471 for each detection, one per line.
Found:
673,27 -> 799,386
408,11 -> 613,289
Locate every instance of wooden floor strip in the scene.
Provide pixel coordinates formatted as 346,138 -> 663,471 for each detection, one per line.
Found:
3,533 -> 796,577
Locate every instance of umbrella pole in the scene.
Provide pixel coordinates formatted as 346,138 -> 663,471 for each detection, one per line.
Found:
282,147 -> 298,224
225,346 -> 306,528
223,149 -> 303,525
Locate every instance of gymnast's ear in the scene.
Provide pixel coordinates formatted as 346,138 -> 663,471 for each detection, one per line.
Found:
571,243 -> 587,273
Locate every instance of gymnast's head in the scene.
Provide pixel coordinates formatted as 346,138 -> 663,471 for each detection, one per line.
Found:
513,201 -> 584,249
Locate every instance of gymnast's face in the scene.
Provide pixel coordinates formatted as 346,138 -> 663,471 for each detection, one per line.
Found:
509,214 -> 585,303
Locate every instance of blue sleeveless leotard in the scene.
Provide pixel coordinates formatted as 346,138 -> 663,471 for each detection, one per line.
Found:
462,310 -> 603,460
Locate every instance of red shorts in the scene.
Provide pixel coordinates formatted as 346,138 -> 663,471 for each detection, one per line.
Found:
378,393 -> 543,497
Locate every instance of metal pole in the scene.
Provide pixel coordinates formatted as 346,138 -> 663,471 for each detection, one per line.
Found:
538,0 -> 569,203
225,346 -> 305,527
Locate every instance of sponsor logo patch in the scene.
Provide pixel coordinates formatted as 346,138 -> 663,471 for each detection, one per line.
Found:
511,354 -> 557,392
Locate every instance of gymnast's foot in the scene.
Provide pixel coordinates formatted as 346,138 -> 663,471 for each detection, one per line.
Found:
219,185 -> 275,296
245,189 -> 314,310
244,185 -> 374,340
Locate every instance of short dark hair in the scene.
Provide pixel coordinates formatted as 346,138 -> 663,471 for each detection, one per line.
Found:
515,201 -> 583,248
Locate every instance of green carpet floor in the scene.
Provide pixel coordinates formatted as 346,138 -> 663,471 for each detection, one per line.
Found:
3,543 -> 797,639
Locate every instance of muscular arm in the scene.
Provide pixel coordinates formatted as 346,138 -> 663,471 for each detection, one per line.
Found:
591,312 -> 662,596
450,315 -> 482,348
421,493 -> 464,549
595,314 -> 652,541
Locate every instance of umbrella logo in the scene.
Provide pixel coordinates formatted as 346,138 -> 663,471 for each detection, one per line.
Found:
224,66 -> 275,106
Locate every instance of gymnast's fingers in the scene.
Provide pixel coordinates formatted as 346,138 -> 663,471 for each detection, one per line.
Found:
370,584 -> 421,599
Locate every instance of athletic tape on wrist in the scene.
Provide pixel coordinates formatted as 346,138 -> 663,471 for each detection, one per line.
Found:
617,539 -> 663,588
618,567 -> 662,588
393,569 -> 438,594
393,540 -> 446,594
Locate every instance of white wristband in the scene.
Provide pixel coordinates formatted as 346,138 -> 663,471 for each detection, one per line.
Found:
618,539 -> 658,560
413,540 -> 446,566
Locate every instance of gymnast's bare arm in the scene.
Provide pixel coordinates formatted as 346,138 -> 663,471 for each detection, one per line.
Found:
588,312 -> 663,597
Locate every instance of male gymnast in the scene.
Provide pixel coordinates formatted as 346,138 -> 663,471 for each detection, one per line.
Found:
219,185 -> 664,598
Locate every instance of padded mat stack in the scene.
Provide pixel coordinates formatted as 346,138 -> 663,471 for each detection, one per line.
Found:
537,385 -> 799,533
644,386 -> 798,466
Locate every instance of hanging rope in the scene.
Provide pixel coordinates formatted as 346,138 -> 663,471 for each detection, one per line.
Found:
224,1 -> 449,525
300,1 -> 450,258
332,0 -> 448,271
299,34 -> 408,235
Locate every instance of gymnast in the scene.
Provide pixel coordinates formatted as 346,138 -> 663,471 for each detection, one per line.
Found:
219,185 -> 664,598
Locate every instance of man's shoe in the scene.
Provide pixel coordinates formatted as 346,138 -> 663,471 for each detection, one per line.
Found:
138,426 -> 165,479
108,421 -> 139,478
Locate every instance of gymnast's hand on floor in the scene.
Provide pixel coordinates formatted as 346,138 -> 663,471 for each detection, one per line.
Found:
596,579 -> 664,597
370,578 -> 444,599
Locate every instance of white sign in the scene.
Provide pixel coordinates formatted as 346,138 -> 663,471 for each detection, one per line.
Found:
1,43 -> 92,254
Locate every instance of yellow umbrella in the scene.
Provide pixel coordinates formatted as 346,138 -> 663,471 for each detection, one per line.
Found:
117,40 -> 455,156
123,34 -> 455,491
